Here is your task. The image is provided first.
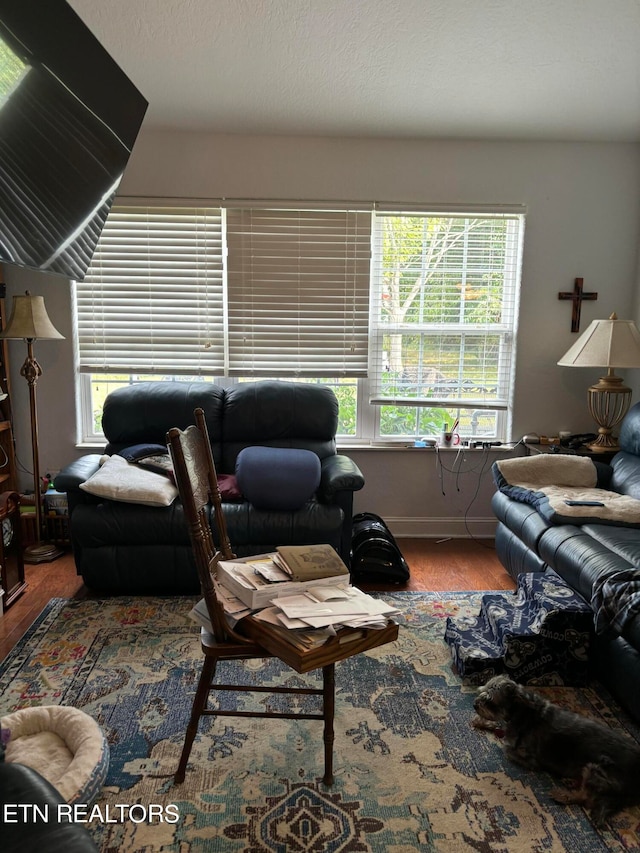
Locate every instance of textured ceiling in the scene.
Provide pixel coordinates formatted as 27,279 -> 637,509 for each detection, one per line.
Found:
69,0 -> 640,141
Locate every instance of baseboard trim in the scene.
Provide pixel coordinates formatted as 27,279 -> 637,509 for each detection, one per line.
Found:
382,516 -> 498,539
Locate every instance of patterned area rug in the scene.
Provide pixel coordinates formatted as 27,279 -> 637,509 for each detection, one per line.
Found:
1,592 -> 640,852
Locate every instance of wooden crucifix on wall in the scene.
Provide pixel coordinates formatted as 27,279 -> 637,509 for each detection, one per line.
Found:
558,277 -> 598,332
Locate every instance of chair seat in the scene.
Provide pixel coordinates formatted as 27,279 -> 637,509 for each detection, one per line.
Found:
242,616 -> 400,673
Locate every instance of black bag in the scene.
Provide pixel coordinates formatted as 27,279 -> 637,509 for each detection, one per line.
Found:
350,512 -> 410,584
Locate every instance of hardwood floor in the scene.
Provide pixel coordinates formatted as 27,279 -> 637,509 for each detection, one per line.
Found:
357,538 -> 515,594
0,551 -> 87,661
0,538 -> 514,661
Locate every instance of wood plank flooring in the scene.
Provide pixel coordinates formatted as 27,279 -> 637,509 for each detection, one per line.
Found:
0,538 -> 515,661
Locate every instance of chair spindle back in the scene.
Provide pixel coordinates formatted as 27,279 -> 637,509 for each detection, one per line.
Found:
167,408 -> 242,644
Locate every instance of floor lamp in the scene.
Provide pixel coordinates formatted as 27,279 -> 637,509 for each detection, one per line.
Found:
0,291 -> 64,563
558,312 -> 640,453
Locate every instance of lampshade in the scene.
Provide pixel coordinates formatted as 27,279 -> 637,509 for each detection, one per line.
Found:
0,291 -> 65,341
557,312 -> 640,454
558,313 -> 640,368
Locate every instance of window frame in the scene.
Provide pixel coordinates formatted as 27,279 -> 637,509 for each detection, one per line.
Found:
75,200 -> 525,446
368,207 -> 525,442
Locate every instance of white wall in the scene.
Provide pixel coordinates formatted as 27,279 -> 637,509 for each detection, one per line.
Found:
4,131 -> 640,536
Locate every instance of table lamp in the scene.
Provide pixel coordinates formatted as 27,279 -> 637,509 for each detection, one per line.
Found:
0,291 -> 64,563
557,313 -> 640,453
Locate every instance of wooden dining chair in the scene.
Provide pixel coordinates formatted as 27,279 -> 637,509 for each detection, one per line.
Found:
167,408 -> 338,784
167,407 -> 399,786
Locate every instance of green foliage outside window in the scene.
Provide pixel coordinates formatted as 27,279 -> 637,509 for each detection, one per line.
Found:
90,375 -> 359,438
374,214 -> 512,437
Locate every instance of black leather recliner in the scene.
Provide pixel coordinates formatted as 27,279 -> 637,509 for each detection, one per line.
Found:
0,762 -> 98,852
56,380 -> 364,595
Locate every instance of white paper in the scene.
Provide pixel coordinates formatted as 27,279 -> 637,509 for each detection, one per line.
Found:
272,587 -> 399,627
274,595 -> 336,619
252,605 -> 290,625
307,585 -> 351,602
214,581 -> 251,615
254,563 -> 291,583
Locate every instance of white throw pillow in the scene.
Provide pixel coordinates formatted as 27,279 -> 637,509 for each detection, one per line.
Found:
79,454 -> 178,507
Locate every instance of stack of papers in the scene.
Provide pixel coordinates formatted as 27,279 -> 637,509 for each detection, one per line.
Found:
189,581 -> 252,632
253,585 -> 399,631
217,554 -> 349,609
189,554 -> 399,644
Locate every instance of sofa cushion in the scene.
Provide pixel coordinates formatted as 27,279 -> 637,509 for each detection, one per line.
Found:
222,500 -> 344,550
102,382 -> 225,459
235,446 -> 321,511
118,442 -> 168,462
538,526 -> 632,602
118,443 -> 174,478
69,500 -> 190,545
79,454 -> 178,507
220,381 -> 338,472
581,523 -> 640,568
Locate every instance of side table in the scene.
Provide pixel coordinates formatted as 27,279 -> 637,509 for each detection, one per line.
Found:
524,443 -> 617,465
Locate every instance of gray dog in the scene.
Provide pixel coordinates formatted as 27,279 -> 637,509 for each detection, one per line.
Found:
472,674 -> 640,826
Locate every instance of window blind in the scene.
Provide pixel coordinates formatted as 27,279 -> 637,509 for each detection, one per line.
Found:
76,205 -> 225,374
370,210 -> 524,411
225,206 -> 371,377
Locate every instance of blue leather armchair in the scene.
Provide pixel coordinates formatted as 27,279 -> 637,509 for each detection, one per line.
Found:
56,381 -> 364,594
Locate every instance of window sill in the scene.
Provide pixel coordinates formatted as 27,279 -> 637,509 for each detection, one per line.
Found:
78,441 -> 516,454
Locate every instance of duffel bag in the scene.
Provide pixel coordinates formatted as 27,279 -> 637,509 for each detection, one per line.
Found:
351,512 -> 410,584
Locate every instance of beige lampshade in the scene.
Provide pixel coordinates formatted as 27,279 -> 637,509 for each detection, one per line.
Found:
0,291 -> 65,341
557,313 -> 640,368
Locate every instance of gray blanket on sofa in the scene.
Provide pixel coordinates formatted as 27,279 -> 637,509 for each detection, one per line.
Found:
493,455 -> 640,526
591,569 -> 640,638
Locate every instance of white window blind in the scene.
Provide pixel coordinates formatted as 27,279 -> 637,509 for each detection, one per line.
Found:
370,210 -> 524,412
76,205 -> 225,374
226,206 -> 371,377
77,202 -> 372,378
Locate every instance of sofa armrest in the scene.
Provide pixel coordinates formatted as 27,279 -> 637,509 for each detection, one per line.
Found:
55,455 -> 104,492
318,454 -> 365,500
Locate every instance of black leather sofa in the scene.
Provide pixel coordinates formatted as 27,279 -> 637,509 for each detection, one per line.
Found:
56,381 -> 364,595
0,762 -> 98,852
492,402 -> 640,724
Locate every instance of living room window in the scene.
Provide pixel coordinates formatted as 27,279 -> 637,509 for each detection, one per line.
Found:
369,209 -> 524,440
75,201 -> 524,444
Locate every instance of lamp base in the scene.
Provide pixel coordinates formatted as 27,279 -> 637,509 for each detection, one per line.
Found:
586,434 -> 619,453
24,541 -> 64,564
586,371 -> 631,456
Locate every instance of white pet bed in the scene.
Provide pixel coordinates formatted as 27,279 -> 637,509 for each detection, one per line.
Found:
2,705 -> 109,804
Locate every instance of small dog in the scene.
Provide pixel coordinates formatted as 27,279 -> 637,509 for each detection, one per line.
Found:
473,674 -> 640,826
